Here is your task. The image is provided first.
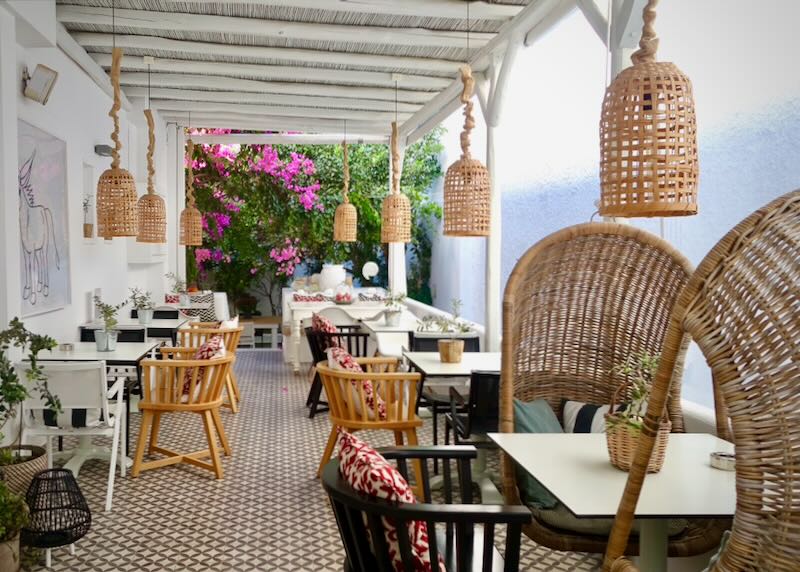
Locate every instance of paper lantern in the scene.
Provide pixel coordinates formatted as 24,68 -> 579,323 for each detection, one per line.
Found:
136,109 -> 167,243
381,122 -> 411,243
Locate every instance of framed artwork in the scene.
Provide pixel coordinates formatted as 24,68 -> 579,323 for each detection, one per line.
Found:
17,120 -> 71,317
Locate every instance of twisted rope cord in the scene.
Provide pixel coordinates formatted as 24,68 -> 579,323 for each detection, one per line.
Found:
631,0 -> 659,65
390,121 -> 400,195
109,47 -> 123,169
458,65 -> 476,159
144,109 -> 156,194
186,138 -> 196,207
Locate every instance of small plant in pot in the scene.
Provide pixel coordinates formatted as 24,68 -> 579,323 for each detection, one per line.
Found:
605,352 -> 670,473
0,319 -> 60,497
434,299 -> 473,363
81,195 -> 93,239
0,480 -> 28,571
383,292 -> 406,326
165,272 -> 189,306
93,296 -> 126,352
129,288 -> 155,325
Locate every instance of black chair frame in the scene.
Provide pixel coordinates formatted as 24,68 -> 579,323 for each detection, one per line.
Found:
445,371 -> 500,449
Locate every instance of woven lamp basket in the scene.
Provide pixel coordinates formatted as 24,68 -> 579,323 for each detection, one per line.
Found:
334,141 -> 357,242
599,0 -> 698,218
381,121 -> 411,243
180,137 -> 203,246
444,66 -> 490,237
137,109 -> 167,243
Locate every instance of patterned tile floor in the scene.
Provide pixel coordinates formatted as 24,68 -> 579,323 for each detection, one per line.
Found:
29,351 -> 601,571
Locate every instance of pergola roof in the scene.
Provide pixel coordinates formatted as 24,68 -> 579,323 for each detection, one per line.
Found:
55,0 -> 603,143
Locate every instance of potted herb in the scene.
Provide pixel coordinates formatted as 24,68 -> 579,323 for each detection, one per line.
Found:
166,272 -> 189,306
0,481 -> 28,571
605,352 -> 670,472
129,288 -> 155,325
434,299 -> 473,363
93,296 -> 126,352
383,292 -> 406,327
82,195 -> 93,238
0,319 -> 60,496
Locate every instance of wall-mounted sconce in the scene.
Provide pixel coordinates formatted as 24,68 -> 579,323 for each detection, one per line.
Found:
22,64 -> 58,105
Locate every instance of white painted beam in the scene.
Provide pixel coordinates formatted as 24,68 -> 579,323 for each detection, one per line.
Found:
189,133 -> 388,145
576,0 -> 609,44
55,23 -> 131,110
151,99 -> 410,123
161,112 -> 390,135
58,6 -> 493,49
612,0 -> 646,49
523,0 -> 577,46
146,0 -> 522,20
70,33 -> 461,75
118,72 -> 432,105
124,87 -> 422,114
92,54 -> 450,91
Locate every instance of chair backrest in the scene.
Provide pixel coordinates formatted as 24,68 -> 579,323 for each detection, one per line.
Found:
132,308 -> 180,319
306,327 -> 371,363
81,328 -> 146,343
177,326 -> 243,353
313,306 -> 360,326
18,361 -> 108,426
317,358 -> 421,426
465,371 -> 500,436
408,332 -> 480,353
604,191 -> 800,572
140,349 -> 234,407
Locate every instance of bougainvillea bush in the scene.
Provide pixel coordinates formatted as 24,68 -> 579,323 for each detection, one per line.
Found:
188,128 -> 443,314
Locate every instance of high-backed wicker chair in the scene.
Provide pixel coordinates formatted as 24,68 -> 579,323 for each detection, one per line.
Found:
315,357 -> 423,484
133,348 -> 234,479
177,326 -> 243,413
501,222 -> 725,556
605,190 -> 800,572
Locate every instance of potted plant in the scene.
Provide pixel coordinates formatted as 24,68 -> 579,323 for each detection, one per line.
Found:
0,481 -> 28,571
129,288 -> 155,325
605,352 -> 670,473
165,272 -> 189,306
383,292 -> 406,327
0,319 -> 60,497
436,300 -> 473,363
82,195 -> 93,238
93,296 -> 126,352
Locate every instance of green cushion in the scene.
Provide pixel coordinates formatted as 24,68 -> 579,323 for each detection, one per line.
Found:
513,399 -> 562,509
532,504 -> 688,537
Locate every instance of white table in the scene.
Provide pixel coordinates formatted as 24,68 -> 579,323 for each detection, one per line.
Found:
80,317 -> 188,344
39,341 -> 161,475
489,433 -> 735,572
403,351 -> 501,377
361,312 -> 420,357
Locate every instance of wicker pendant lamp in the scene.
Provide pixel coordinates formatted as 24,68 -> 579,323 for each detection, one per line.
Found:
180,134 -> 202,246
334,122 -> 357,242
599,0 -> 698,217
96,46 -> 137,239
381,121 -> 411,243
136,65 -> 167,243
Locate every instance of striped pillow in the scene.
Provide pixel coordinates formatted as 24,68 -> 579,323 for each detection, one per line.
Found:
27,407 -> 101,429
562,400 -> 628,433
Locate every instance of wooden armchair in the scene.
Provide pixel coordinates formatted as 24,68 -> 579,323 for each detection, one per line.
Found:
500,222 -> 726,556
177,325 -> 243,413
315,357 -> 422,481
322,446 -> 532,572
133,348 -> 234,479
604,190 -> 800,571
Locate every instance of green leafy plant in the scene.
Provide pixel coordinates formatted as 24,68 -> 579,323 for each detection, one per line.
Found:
417,298 -> 473,335
607,352 -> 660,431
129,288 -> 155,311
0,319 -> 60,457
165,272 -> 187,294
93,296 -> 126,331
0,480 -> 28,544
384,291 -> 406,311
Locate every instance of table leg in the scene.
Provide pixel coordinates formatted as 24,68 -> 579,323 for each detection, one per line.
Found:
292,317 -> 301,373
57,436 -> 133,477
639,520 -> 668,572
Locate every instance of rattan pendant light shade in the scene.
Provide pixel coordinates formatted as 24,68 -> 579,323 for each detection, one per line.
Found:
136,109 -> 167,243
599,0 -> 698,217
381,122 -> 411,243
96,47 -> 137,239
180,137 -> 203,246
334,141 -> 357,242
443,66 -> 490,236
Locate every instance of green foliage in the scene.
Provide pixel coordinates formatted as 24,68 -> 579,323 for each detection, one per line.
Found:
416,298 -> 473,336
129,288 -> 154,311
607,352 -> 660,431
165,272 -> 186,293
93,296 -> 126,331
0,480 -> 28,542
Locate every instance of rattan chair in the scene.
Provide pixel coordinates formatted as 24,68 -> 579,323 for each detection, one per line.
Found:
177,325 -> 243,413
500,222 -> 726,556
132,348 -> 234,479
604,190 -> 800,572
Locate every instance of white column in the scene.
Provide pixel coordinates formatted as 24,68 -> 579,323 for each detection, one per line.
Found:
387,142 -> 407,295
484,122 -> 501,351
0,6 -> 19,326
176,124 -> 187,281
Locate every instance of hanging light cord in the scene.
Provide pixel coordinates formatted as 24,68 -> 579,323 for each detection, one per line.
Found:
147,63 -> 151,108
186,111 -> 195,208
631,0 -> 659,64
112,0 -> 116,49
342,120 -> 350,202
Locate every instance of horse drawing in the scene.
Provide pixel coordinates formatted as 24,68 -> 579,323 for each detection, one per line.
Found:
18,150 -> 60,305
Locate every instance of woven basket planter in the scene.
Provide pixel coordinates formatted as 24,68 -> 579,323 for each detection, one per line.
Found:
605,417 -> 670,473
0,446 -> 47,496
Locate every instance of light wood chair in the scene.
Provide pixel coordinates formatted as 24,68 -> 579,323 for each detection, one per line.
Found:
315,357 -> 424,488
604,190 -> 800,572
500,222 -> 727,556
177,325 -> 243,413
132,348 -> 234,480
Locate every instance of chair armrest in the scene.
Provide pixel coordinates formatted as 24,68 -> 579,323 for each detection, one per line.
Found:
377,445 -> 477,462
106,377 -> 126,399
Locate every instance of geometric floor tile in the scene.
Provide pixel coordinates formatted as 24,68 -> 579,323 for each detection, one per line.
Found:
27,350 -> 602,571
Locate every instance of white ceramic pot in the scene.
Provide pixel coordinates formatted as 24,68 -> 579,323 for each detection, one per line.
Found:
137,308 -> 154,324
384,309 -> 402,327
95,330 -> 118,352
319,264 -> 347,293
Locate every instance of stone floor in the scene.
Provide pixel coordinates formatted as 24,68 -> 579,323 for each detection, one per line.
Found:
28,350 -> 601,571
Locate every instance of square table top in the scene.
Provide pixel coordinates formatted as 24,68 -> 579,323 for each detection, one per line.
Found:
489,433 -> 735,519
38,341 -> 160,365
403,351 -> 501,377
80,318 -> 188,330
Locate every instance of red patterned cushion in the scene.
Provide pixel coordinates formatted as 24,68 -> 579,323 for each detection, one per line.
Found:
312,312 -> 340,349
182,334 -> 225,395
327,346 -> 387,420
165,294 -> 180,303
338,431 -> 443,571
